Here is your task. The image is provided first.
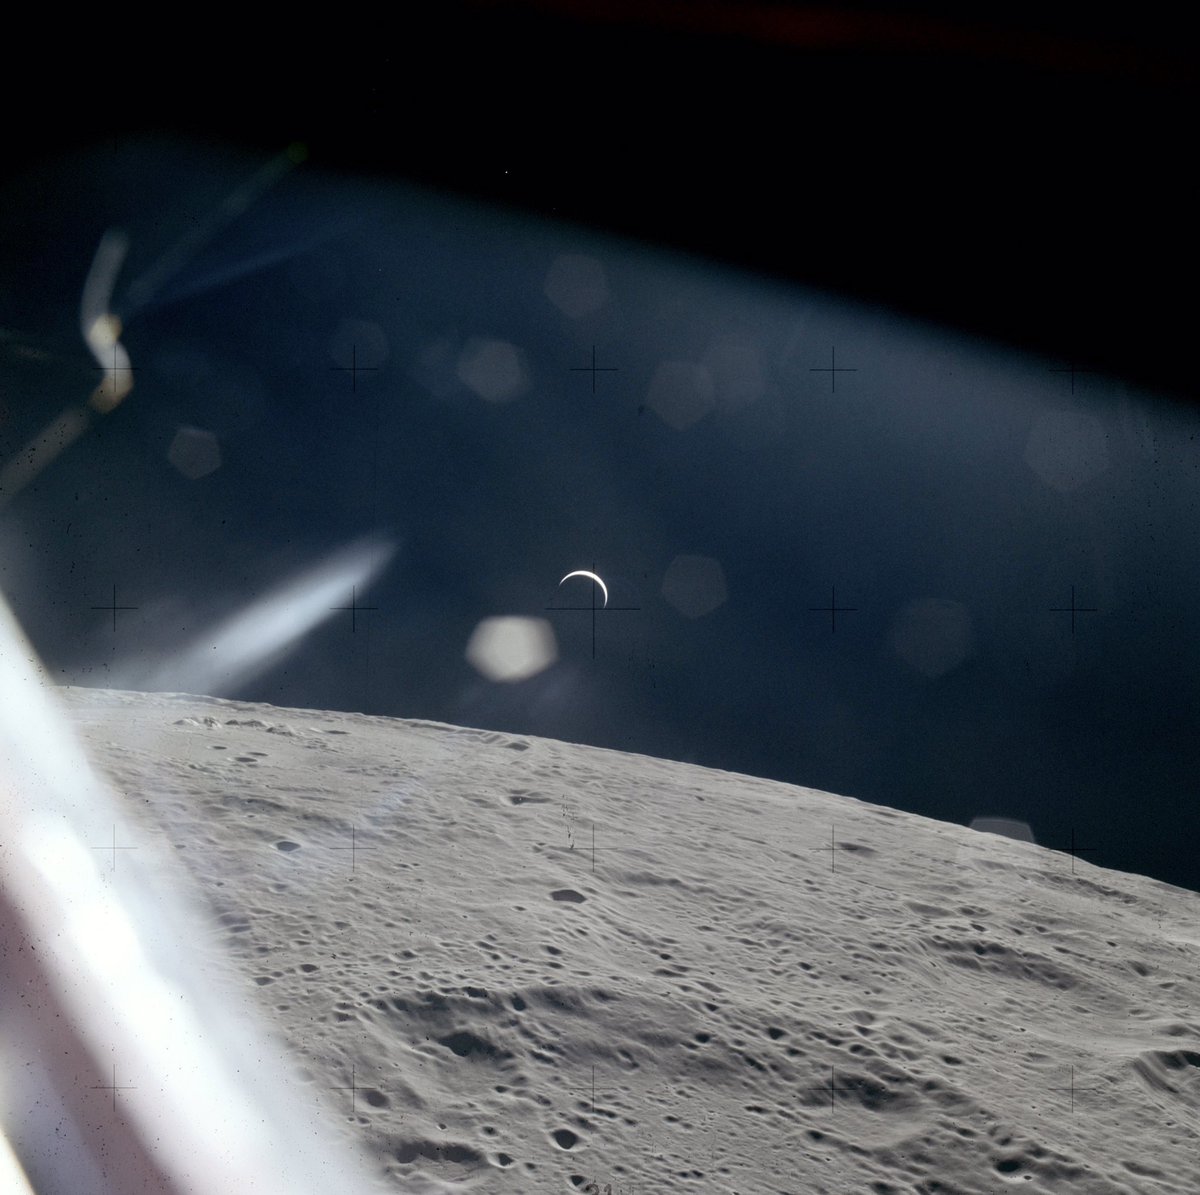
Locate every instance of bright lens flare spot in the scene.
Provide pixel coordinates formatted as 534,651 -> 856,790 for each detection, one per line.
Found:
559,569 -> 609,608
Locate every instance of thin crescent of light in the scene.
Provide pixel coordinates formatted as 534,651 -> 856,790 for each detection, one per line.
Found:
559,569 -> 609,608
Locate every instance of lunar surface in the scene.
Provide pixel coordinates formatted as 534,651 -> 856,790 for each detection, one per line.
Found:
58,685 -> 1199,1194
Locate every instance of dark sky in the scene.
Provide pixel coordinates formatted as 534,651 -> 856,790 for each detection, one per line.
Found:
2,138 -> 1197,893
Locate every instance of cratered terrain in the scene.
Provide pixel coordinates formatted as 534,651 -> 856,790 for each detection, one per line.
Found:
57,685 -> 1200,1194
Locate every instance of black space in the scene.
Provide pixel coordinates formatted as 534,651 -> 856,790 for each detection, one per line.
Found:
11,3 -> 1192,399
2,6 -> 1196,894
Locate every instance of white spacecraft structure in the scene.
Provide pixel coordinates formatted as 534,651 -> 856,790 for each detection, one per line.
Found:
0,594 -> 390,1195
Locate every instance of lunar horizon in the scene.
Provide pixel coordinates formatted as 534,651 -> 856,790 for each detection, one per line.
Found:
51,683 -> 1200,1194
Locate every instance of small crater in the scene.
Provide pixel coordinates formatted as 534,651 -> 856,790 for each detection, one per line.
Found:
1160,1049 -> 1200,1071
437,1030 -> 503,1059
550,889 -> 586,903
508,790 -> 551,805
392,1139 -> 483,1166
552,1128 -> 579,1150
534,986 -> 585,1014
275,841 -> 301,852
905,901 -> 948,918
